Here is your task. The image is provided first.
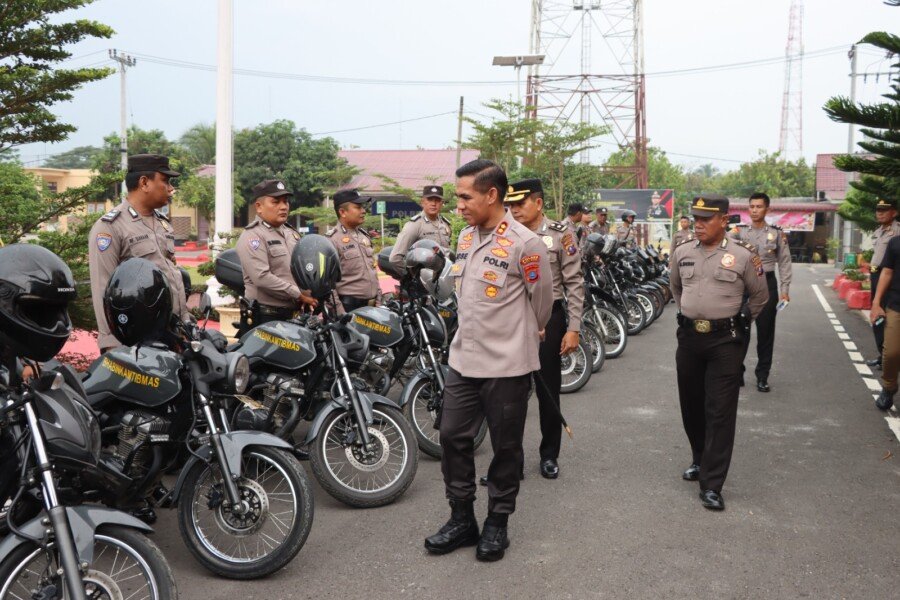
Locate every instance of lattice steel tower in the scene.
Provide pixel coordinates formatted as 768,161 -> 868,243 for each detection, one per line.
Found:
778,0 -> 804,157
527,0 -> 647,187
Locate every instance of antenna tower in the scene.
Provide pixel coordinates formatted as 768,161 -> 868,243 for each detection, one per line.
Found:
778,0 -> 803,157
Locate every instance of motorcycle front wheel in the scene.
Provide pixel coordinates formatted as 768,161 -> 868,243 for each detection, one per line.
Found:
402,376 -> 487,459
0,526 -> 176,600
560,340 -> 592,394
178,447 -> 314,579
310,406 -> 418,508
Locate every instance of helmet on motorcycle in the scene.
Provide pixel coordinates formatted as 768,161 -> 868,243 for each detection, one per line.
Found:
586,233 -> 616,257
427,260 -> 456,303
621,209 -> 637,222
376,246 -> 405,280
0,244 -> 77,361
178,267 -> 192,301
103,258 -> 173,346
406,246 -> 446,284
290,234 -> 341,300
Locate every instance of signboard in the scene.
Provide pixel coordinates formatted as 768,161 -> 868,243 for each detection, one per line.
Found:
731,210 -> 816,232
371,200 -> 420,219
375,201 -> 386,215
591,189 -> 675,221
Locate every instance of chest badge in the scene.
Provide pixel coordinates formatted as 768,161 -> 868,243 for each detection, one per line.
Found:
542,235 -> 553,249
485,285 -> 499,298
463,233 -> 473,242
721,253 -> 735,268
483,270 -> 498,282
160,220 -> 170,232
496,237 -> 513,247
767,232 -> 775,241
342,236 -> 351,243
458,242 -> 471,251
451,263 -> 462,274
491,247 -> 509,259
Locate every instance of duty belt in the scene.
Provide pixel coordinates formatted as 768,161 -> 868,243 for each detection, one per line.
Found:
679,315 -> 737,334
258,304 -> 296,319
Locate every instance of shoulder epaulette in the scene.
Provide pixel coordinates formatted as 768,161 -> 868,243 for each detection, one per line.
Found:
736,223 -> 749,228
245,220 -> 260,229
548,220 -> 567,233
732,239 -> 757,253
410,214 -> 422,222
440,215 -> 451,225
100,209 -> 120,223
325,228 -> 336,236
153,209 -> 170,222
769,223 -> 782,230
283,221 -> 298,232
675,235 -> 694,248
358,228 -> 371,238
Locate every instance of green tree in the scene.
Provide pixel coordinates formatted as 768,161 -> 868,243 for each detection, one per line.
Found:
824,29 -> 899,230
600,146 -> 687,191
180,123 -> 217,165
233,120 -> 357,207
714,150 -> 814,198
92,126 -> 191,175
43,145 -> 102,168
176,174 -> 244,221
0,0 -> 113,151
463,99 -> 542,175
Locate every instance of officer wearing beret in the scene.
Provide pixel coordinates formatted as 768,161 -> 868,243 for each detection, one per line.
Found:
669,195 -> 769,511
235,179 -> 317,334
505,178 -> 584,479
88,154 -> 188,352
389,185 -> 452,274
327,189 -> 381,312
731,192 -> 792,392
424,160 -> 552,562
672,216 -> 692,247
865,198 -> 900,369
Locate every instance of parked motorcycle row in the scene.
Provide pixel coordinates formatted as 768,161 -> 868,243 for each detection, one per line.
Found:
0,231 -> 668,599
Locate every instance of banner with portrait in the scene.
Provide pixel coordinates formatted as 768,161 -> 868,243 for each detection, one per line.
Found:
590,189 -> 675,222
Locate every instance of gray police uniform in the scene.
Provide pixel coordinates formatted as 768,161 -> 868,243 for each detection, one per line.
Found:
616,224 -> 637,248
672,227 -> 693,247
327,224 -> 381,312
89,201 -> 188,351
869,220 -> 900,358
442,212 -> 553,515
389,212 -> 452,274
236,217 -> 302,326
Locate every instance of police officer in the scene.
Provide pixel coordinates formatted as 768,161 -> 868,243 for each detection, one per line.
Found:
672,216 -> 692,246
506,178 -> 584,479
731,193 -> 792,392
564,202 -> 584,233
669,195 -> 769,511
327,189 -> 381,312
616,209 -> 638,248
591,207 -> 611,236
424,159 -> 552,562
88,154 -> 188,352
389,185 -> 452,273
866,198 -> 900,369
235,179 -> 317,334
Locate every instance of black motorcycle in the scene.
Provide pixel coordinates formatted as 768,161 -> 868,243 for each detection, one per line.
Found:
0,361 -> 177,600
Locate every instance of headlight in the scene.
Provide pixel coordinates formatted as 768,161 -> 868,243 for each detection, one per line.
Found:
227,353 -> 250,394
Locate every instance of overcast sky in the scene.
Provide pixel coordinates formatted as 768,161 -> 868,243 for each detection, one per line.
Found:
16,0 -> 899,172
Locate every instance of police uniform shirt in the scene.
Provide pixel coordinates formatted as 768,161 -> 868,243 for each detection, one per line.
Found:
589,220 -> 610,236
448,213 -> 553,378
388,211 -> 452,273
616,224 -> 637,247
327,224 -> 380,300
732,223 -> 793,295
669,236 -> 769,321
536,217 -> 584,332
89,201 -> 188,350
871,221 -> 900,271
672,227 -> 693,247
236,217 -> 302,307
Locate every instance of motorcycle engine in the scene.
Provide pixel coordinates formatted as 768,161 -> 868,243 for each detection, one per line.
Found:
115,411 -> 170,477
235,374 -> 303,432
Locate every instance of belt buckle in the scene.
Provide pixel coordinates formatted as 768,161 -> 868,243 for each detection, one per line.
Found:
693,319 -> 711,333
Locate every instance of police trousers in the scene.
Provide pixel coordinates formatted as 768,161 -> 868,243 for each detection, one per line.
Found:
872,272 -> 885,358
676,326 -> 744,492
742,272 -> 778,379
881,308 -> 900,393
537,302 -> 566,460
440,368 -> 531,514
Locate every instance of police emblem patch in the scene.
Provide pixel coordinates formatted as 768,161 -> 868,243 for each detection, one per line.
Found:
458,242 -> 471,251
483,270 -> 498,282
117,313 -> 128,325
342,237 -> 351,243
96,233 -> 112,252
491,247 -> 509,258
523,263 -> 540,282
463,233 -> 473,242
542,236 -> 553,249
485,285 -> 499,298
721,253 -> 735,268
305,262 -> 314,272
249,238 -> 261,251
496,237 -> 513,247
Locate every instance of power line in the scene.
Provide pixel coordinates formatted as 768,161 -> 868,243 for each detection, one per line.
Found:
311,111 -> 457,136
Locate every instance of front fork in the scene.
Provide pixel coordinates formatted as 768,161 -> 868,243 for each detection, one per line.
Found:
196,393 -> 246,515
330,331 -> 374,451
414,312 -> 444,390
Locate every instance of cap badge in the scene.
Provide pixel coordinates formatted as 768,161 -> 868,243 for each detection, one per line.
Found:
431,187 -> 438,193
721,253 -> 735,268
696,198 -> 705,207
507,186 -> 514,194
277,182 -> 285,190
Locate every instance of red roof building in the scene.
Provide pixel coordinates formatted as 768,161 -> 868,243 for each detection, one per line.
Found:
338,149 -> 480,193
815,153 -> 871,202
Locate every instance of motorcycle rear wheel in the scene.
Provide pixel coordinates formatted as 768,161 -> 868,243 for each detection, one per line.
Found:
560,341 -> 592,394
402,376 -> 487,459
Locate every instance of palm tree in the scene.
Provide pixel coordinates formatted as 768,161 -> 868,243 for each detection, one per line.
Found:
180,123 -> 217,165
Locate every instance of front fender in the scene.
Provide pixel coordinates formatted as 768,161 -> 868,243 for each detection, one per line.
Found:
170,431 -> 292,504
398,365 -> 448,408
303,391 -> 400,444
0,506 -> 152,567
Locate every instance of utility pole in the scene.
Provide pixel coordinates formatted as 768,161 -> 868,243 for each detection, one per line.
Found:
455,96 -> 464,168
842,44 -> 858,262
109,49 -> 136,198
214,0 -> 234,250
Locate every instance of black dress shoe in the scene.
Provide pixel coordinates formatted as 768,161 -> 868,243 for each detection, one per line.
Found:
875,389 -> 896,411
756,378 -> 771,393
476,522 -> 510,562
699,489 -> 724,511
682,463 -> 700,481
540,459 -> 559,479
424,500 -> 480,555
866,357 -> 883,369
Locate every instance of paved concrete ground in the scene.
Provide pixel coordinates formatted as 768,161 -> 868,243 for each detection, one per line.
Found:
151,264 -> 899,599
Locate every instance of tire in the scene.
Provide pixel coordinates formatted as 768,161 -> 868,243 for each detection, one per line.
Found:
635,292 -> 656,327
560,340 -> 592,394
402,377 -> 487,459
622,297 -> 647,335
590,306 -> 627,359
0,525 -> 176,600
310,406 -> 418,507
178,447 -> 314,579
580,322 -> 606,374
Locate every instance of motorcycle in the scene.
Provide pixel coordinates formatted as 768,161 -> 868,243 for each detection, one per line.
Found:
0,360 -> 177,600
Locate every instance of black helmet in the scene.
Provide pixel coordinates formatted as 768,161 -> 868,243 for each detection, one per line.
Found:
290,234 -> 341,300
103,258 -> 173,346
178,267 -> 192,301
409,239 -> 443,254
406,247 -> 446,284
621,210 -> 637,222
0,244 -> 76,361
377,245 -> 405,279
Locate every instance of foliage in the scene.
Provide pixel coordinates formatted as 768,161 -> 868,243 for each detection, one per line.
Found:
826,238 -> 841,260
233,120 -> 357,207
175,173 -> 244,221
824,29 -> 900,227
0,0 -> 114,151
180,123 -> 217,165
713,151 -> 815,198
43,145 -> 102,169
92,126 -> 193,175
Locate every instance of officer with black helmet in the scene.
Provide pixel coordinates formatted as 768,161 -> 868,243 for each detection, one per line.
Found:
616,210 -> 638,248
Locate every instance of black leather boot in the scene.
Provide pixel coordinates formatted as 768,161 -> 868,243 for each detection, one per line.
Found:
476,512 -> 510,561
424,499 -> 479,555
875,389 -> 895,411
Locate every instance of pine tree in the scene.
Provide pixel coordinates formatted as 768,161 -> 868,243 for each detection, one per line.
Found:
823,26 -> 900,231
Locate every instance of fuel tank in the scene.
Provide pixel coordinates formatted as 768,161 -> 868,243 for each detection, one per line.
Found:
84,346 -> 182,408
237,320 -> 317,372
347,306 -> 404,348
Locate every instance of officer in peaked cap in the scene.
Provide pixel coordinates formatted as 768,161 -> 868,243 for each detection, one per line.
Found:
88,154 -> 189,352
389,185 -> 453,273
669,195 -> 769,511
326,189 -> 381,312
866,197 -> 900,369
235,179 -> 317,335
